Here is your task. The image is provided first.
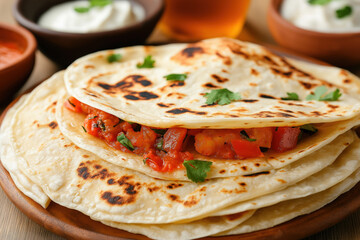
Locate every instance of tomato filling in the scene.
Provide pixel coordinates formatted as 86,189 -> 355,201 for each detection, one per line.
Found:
65,97 -> 307,173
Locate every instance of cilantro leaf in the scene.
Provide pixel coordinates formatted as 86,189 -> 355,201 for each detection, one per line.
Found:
117,133 -> 134,151
97,119 -> 106,131
204,88 -> 241,105
107,53 -> 122,63
152,128 -> 167,135
156,138 -> 164,151
306,86 -> 341,101
164,73 -> 187,81
88,116 -> 98,120
74,7 -> 90,13
143,157 -> 149,165
336,5 -> 352,18
183,160 -> 212,183
137,55 -> 155,68
240,130 -> 256,142
82,126 -> 87,132
300,124 -> 318,134
281,92 -> 299,101
320,88 -> 342,101
308,0 -> 332,5
90,0 -> 112,7
74,0 -> 112,13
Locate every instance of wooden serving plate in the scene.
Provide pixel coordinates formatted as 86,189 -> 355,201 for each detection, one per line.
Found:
0,47 -> 360,240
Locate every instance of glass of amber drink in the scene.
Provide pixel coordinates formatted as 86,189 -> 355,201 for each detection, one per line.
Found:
159,0 -> 251,41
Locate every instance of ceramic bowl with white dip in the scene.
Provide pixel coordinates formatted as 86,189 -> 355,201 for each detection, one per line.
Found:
268,0 -> 360,67
14,0 -> 164,67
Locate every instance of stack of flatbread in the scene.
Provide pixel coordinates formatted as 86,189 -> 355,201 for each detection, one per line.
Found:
2,38 -> 360,239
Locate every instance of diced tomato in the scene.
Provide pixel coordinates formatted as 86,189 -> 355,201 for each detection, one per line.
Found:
231,139 -> 264,158
194,130 -> 239,159
83,114 -> 102,137
64,97 -> 83,113
163,128 -> 188,152
126,126 -> 157,155
144,150 -> 163,172
65,96 -> 306,173
245,127 -> 274,148
271,127 -> 301,153
188,129 -> 202,136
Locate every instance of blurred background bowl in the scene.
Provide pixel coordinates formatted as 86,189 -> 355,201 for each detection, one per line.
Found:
268,0 -> 360,67
0,23 -> 36,105
13,0 -> 164,67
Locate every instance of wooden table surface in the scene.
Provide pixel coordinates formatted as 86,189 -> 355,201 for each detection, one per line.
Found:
1,0 -> 360,239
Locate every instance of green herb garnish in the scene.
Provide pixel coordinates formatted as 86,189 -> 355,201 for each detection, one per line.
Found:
183,160 -> 212,183
117,133 -> 134,151
74,0 -> 113,13
143,157 -> 149,165
98,119 -> 106,131
156,138 -> 164,151
306,86 -> 341,101
107,53 -> 122,63
82,126 -> 87,133
137,55 -> 155,68
336,5 -> 352,18
300,124 -> 318,134
281,92 -> 299,101
88,116 -> 98,120
204,88 -> 241,105
240,130 -> 256,142
164,73 -> 187,81
152,129 -> 167,135
74,7 -> 91,13
308,0 -> 332,5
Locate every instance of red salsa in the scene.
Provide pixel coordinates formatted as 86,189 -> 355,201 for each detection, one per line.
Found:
0,40 -> 23,69
65,97 -> 303,173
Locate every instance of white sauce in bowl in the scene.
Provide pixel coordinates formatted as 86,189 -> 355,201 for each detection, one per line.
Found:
38,0 -> 145,33
281,0 -> 360,33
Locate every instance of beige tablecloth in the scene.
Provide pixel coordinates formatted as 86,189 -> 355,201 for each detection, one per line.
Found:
0,0 -> 360,239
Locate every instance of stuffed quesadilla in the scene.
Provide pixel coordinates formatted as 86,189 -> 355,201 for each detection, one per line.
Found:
1,38 -> 360,239
57,38 -> 360,181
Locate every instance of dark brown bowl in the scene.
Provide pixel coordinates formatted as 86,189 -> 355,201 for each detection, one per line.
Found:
13,0 -> 164,67
0,23 -> 36,105
268,0 -> 360,67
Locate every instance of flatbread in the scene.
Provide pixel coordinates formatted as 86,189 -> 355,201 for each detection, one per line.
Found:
0,95 -> 50,208
5,72 -> 356,225
57,92 -> 360,180
219,163 -> 360,236
64,38 -> 360,129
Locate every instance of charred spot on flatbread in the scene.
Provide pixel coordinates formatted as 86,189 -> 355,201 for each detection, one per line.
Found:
242,99 -> 258,103
211,74 -> 229,83
259,94 -> 277,99
101,191 -> 136,206
166,108 -> 207,115
169,81 -> 185,87
157,103 -> 175,108
216,52 -> 232,65
244,171 -> 271,177
48,121 -> 58,129
203,83 -> 220,88
97,75 -> 152,93
124,91 -> 159,101
171,44 -> 207,65
167,183 -> 184,189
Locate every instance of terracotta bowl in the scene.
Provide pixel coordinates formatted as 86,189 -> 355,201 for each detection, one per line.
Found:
0,23 -> 36,105
13,0 -> 164,67
268,0 -> 360,67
